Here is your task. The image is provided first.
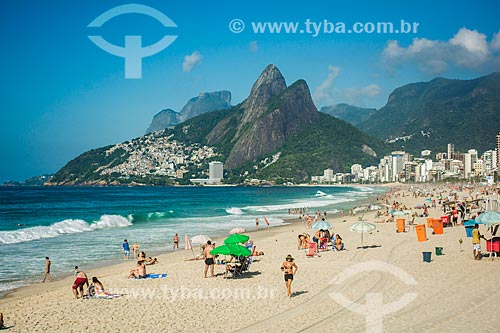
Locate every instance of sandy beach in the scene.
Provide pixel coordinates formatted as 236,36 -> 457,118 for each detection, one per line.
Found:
1,184 -> 499,332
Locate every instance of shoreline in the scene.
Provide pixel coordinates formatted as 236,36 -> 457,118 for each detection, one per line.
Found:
0,185 -> 389,301
4,182 -> 500,332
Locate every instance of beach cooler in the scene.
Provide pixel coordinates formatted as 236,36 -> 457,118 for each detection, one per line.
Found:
433,220 -> 444,235
422,252 -> 432,263
441,215 -> 450,227
396,218 -> 405,233
415,224 -> 427,242
426,217 -> 434,228
463,220 -> 477,238
486,238 -> 500,252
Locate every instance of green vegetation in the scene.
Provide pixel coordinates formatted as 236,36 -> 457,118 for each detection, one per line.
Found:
358,73 -> 500,154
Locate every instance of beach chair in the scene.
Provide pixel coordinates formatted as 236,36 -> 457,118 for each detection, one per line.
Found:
228,258 -> 249,278
306,242 -> 318,257
318,237 -> 328,251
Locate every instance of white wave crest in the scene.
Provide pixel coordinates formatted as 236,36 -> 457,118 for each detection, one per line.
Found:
0,215 -> 132,245
226,207 -> 244,215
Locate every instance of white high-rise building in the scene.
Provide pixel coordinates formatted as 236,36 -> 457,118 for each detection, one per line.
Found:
324,169 -> 334,182
208,161 -> 223,183
391,151 -> 405,181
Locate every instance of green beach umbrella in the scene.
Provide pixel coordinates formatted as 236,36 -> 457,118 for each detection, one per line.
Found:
210,244 -> 251,256
224,234 -> 250,245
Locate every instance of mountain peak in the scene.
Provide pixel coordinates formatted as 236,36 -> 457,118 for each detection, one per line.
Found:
238,64 -> 287,133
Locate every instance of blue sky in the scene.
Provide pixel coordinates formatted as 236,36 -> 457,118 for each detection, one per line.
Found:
1,0 -> 500,182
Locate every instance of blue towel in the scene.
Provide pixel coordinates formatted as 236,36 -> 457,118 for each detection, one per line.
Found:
145,273 -> 167,279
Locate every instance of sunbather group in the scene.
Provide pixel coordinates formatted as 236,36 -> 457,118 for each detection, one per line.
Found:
71,266 -> 109,299
297,231 -> 344,251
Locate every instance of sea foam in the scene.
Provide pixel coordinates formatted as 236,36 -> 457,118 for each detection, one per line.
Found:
225,207 -> 244,215
0,214 -> 132,245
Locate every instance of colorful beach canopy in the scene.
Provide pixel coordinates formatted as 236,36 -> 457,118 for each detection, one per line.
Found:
224,234 -> 250,245
311,220 -> 332,230
210,244 -> 251,256
475,211 -> 500,226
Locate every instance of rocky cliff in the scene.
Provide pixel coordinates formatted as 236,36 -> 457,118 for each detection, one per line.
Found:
146,91 -> 232,133
207,65 -> 320,168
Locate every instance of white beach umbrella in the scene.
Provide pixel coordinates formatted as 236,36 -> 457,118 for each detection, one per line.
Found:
350,221 -> 376,248
191,235 -> 211,245
229,227 -> 246,235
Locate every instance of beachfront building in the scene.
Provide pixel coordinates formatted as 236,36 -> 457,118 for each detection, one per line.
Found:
447,143 -> 454,159
209,161 -> 224,183
497,133 -> 500,175
482,150 -> 497,175
391,151 -> 407,182
473,159 -> 485,177
324,169 -> 334,182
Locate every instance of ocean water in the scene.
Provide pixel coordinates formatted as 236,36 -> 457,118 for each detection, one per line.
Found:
0,185 -> 384,293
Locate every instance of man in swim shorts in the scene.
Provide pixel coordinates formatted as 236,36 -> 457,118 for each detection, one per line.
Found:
122,239 -> 130,259
72,266 -> 88,299
281,254 -> 298,297
203,240 -> 215,278
472,223 -> 484,260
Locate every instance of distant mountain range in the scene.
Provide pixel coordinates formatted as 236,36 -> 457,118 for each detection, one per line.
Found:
320,103 -> 376,126
47,65 -> 387,185
3,174 -> 53,186
146,91 -> 232,133
45,67 -> 500,186
358,73 -> 500,154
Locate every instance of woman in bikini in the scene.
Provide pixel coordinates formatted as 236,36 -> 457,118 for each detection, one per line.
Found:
280,255 -> 298,297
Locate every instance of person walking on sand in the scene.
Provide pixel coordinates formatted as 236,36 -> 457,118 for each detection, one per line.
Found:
472,224 -> 485,260
255,218 -> 259,230
42,257 -> 52,282
203,240 -> 215,278
281,254 -> 298,297
173,233 -> 179,250
122,239 -> 130,259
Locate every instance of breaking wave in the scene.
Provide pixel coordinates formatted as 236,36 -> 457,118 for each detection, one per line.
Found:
0,214 -> 133,245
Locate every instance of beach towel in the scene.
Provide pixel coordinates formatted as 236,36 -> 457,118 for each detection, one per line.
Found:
83,292 -> 121,300
145,273 -> 167,279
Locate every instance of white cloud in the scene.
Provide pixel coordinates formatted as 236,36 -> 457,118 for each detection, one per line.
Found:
182,51 -> 202,72
382,27 -> 500,75
249,41 -> 259,53
313,65 -> 341,104
490,30 -> 500,51
341,84 -> 382,106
